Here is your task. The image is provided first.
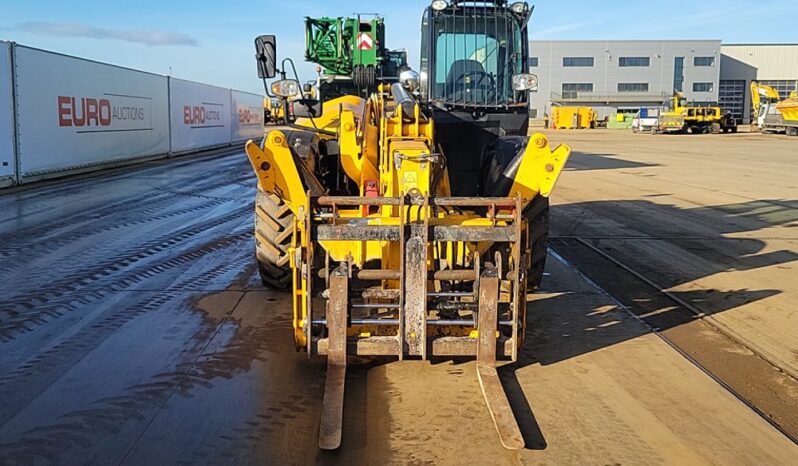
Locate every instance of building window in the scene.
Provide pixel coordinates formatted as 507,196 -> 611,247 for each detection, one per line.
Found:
694,56 -> 715,67
563,57 -> 594,67
530,57 -> 539,67
758,80 -> 798,100
693,82 -> 714,92
562,83 -> 593,92
618,83 -> 649,93
619,57 -> 650,67
673,57 -> 684,93
562,83 -> 593,98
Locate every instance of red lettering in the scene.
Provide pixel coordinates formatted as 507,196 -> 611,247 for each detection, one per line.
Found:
58,96 -> 71,126
58,96 -> 114,127
184,106 -> 207,124
85,98 -> 99,126
71,97 -> 85,127
99,99 -> 111,126
182,105 -> 220,125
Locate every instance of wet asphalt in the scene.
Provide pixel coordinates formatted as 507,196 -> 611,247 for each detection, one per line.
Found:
1,143 -> 796,465
0,151 -> 324,464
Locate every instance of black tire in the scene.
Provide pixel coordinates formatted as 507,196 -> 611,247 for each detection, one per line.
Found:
787,127 -> 798,137
255,186 -> 293,289
525,195 -> 550,290
367,65 -> 376,89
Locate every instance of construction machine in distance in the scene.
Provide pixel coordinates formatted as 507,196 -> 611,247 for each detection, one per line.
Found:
305,15 -> 408,99
657,92 -> 737,134
246,0 -> 570,450
263,96 -> 289,125
751,81 -> 798,136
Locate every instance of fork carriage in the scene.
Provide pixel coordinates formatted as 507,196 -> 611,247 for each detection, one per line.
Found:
303,194 -> 529,361
301,193 -> 531,450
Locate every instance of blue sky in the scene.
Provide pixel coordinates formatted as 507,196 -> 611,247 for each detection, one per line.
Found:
1,0 -> 796,94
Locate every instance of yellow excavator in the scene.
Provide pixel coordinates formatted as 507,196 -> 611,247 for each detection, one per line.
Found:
244,0 -> 571,450
751,81 -> 798,136
657,92 -> 737,134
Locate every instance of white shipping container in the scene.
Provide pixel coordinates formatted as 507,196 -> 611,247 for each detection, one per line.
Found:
0,42 -> 15,183
14,46 -> 170,179
169,78 -> 231,153
230,90 -> 265,142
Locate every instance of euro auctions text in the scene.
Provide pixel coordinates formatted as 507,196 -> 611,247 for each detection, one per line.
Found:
58,96 -> 146,127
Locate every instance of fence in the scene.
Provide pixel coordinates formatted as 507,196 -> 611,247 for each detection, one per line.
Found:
0,42 -> 265,186
231,90 -> 266,142
0,42 -> 14,187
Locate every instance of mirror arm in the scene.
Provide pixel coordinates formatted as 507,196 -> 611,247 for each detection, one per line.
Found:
262,79 -> 276,98
275,58 -> 298,125
279,57 -> 326,130
281,98 -> 291,126
282,58 -> 301,83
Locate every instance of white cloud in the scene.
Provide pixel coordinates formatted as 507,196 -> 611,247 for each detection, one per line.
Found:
14,22 -> 198,47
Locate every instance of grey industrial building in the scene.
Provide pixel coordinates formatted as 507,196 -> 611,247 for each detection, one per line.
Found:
528,40 -> 798,123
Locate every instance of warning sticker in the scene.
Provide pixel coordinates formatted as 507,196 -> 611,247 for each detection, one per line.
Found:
357,33 -> 373,50
403,171 -> 418,190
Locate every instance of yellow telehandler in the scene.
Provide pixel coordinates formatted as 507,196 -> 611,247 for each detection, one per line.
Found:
245,0 -> 570,450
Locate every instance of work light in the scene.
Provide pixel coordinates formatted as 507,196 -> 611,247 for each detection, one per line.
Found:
271,79 -> 300,98
431,1 -> 449,11
510,2 -> 528,13
512,73 -> 538,92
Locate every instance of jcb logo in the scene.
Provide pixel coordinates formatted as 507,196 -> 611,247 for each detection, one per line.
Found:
58,96 -> 112,127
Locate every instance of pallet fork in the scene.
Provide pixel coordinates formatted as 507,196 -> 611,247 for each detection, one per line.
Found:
309,194 -> 529,450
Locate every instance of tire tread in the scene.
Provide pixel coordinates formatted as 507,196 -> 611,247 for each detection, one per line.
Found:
255,186 -> 293,289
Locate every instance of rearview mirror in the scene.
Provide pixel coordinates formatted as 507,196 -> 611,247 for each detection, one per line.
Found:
255,35 -> 277,79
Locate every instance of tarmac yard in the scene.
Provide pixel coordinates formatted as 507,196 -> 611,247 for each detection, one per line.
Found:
1,131 -> 797,464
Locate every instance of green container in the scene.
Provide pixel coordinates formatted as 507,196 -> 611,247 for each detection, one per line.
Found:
607,112 -> 635,129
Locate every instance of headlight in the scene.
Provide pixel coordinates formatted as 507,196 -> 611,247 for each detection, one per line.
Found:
510,2 -> 528,14
271,79 -> 300,98
512,73 -> 538,92
431,0 -> 448,11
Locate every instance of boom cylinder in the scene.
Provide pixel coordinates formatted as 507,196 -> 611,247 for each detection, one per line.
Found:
391,83 -> 417,119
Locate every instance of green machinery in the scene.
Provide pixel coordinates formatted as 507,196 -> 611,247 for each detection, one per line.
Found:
304,16 -> 407,92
